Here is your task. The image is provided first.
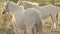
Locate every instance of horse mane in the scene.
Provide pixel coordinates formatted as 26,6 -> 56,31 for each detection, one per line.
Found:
18,1 -> 39,6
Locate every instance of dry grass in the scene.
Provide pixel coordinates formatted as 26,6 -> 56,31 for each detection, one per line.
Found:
0,2 -> 60,34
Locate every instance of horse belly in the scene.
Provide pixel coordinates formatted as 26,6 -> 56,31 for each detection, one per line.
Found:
34,6 -> 50,19
42,14 -> 49,19
41,11 -> 49,19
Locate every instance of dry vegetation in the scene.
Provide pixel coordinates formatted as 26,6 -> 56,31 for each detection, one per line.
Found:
0,1 -> 60,34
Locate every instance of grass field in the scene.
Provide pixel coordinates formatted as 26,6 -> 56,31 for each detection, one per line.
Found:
0,2 -> 60,34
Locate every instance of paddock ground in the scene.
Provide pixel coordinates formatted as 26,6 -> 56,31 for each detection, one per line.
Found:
0,3 -> 60,34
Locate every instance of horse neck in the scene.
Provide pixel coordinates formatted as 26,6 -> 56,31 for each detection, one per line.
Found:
10,6 -> 24,18
11,10 -> 24,21
9,5 -> 23,14
23,2 -> 33,8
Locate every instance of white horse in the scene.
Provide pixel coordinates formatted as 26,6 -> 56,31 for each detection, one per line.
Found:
17,1 -> 60,30
2,1 -> 43,34
33,5 -> 60,30
17,1 -> 39,9
17,1 -> 42,33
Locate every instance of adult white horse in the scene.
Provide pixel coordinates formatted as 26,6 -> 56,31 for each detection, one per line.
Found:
17,1 -> 42,33
17,1 -> 60,30
17,1 -> 39,9
32,5 -> 59,30
2,1 -> 43,34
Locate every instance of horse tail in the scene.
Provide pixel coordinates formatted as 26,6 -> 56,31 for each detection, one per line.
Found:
56,6 -> 59,23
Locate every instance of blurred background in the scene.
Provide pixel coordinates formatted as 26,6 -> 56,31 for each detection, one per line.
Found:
0,0 -> 60,34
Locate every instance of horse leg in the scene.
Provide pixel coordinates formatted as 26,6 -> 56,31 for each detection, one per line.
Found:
25,22 -> 35,34
12,15 -> 19,34
51,14 -> 58,31
35,15 -> 43,34
24,28 -> 26,34
20,29 -> 25,34
13,22 -> 19,34
32,26 -> 36,34
35,20 -> 43,34
26,26 -> 33,34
